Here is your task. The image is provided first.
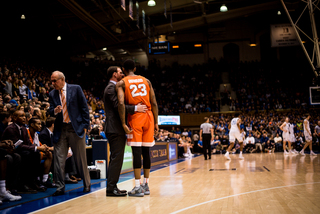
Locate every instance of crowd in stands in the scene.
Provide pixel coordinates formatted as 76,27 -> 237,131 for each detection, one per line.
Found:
155,110 -> 320,157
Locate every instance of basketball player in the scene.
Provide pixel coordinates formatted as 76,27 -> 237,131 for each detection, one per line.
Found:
289,122 -> 298,154
225,113 -> 244,160
280,117 -> 292,155
116,59 -> 158,197
300,114 -> 317,156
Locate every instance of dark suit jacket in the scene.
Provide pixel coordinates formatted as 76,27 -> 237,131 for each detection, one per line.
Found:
49,83 -> 90,143
103,81 -> 135,135
1,123 -> 35,152
39,127 -> 53,147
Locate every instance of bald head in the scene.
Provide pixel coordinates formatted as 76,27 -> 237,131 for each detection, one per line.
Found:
51,71 -> 66,90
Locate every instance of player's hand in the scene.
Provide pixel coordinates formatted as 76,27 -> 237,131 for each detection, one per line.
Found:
122,124 -> 132,134
154,124 -> 159,134
136,103 -> 148,113
54,105 -> 63,114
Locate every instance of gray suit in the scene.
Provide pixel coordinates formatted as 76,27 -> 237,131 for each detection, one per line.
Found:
103,81 -> 134,192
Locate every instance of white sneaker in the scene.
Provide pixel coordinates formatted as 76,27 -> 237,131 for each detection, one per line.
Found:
0,191 -> 22,201
183,153 -> 189,158
293,149 -> 299,154
289,150 -> 295,155
0,199 -> 2,205
239,154 -> 244,159
284,150 -> 289,155
224,153 -> 231,160
310,151 -> 317,156
300,150 -> 305,156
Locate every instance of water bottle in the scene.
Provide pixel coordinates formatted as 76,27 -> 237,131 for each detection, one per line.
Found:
49,172 -> 53,183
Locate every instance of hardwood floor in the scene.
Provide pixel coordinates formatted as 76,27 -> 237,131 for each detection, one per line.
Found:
33,153 -> 320,214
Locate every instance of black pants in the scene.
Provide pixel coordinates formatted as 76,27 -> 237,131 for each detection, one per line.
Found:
193,141 -> 199,153
6,152 -> 21,190
18,150 -> 40,185
106,133 -> 126,192
202,134 -> 212,159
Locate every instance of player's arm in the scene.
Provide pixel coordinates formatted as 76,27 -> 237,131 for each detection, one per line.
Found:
228,122 -> 231,130
280,122 -> 286,132
116,80 -> 131,134
147,79 -> 159,133
237,119 -> 241,131
199,129 -> 203,141
210,127 -> 214,142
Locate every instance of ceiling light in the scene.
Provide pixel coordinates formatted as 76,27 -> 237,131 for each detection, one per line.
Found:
172,45 -> 179,49
250,43 -> 257,47
57,36 -> 61,41
220,4 -> 228,12
194,44 -> 202,47
103,47 -> 107,51
148,0 -> 156,7
277,11 -> 281,15
302,41 -> 306,43
21,14 -> 25,19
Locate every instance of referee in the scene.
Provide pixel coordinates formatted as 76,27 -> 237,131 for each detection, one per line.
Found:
200,117 -> 214,160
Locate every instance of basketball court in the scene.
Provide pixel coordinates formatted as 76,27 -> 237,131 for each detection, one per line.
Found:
12,153 -> 318,214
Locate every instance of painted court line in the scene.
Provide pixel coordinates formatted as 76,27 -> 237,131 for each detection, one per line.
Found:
29,157 -> 196,214
170,182 -> 320,214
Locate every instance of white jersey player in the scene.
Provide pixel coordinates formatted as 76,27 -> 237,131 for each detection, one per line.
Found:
289,123 -> 298,154
280,117 -> 293,155
300,114 -> 317,156
225,114 -> 244,160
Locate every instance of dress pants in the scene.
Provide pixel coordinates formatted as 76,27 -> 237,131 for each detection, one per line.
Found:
106,133 -> 126,192
54,123 -> 90,192
202,134 -> 212,159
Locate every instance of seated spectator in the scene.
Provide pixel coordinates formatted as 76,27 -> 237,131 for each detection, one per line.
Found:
181,128 -> 188,137
211,136 -> 222,153
0,140 -> 22,203
274,133 -> 282,152
264,140 -> 275,153
220,135 -> 229,152
1,110 -> 47,193
27,117 -> 54,188
245,133 -> 255,153
0,112 -> 11,137
252,133 -> 262,153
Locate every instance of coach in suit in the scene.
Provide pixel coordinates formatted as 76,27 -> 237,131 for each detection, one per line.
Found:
49,71 -> 91,196
104,66 -> 146,196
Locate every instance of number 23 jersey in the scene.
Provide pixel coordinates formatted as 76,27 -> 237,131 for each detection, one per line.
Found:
123,75 -> 151,110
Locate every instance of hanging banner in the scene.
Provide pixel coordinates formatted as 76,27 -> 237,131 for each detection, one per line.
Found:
136,2 -> 139,28
142,10 -> 146,35
270,24 -> 299,47
170,2 -> 173,28
164,0 -> 167,18
129,0 -> 133,20
121,0 -> 126,11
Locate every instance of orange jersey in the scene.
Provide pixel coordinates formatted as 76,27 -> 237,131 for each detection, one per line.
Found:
123,75 -> 151,110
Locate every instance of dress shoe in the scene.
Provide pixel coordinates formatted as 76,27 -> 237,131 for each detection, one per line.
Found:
116,188 -> 127,194
107,189 -> 127,197
70,175 -> 81,181
31,182 -> 47,192
17,185 -> 37,194
52,190 -> 65,196
65,179 -> 78,184
83,185 -> 91,193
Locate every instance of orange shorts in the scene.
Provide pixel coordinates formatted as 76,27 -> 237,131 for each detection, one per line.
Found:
126,111 -> 155,147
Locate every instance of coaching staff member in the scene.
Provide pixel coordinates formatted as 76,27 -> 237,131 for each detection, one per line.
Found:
49,71 -> 91,196
104,66 -> 147,197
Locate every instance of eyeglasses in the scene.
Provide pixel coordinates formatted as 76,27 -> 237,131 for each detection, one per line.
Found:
51,78 -> 61,83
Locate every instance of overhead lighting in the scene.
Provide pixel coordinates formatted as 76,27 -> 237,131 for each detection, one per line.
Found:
21,14 -> 25,19
302,41 -> 306,43
250,43 -> 257,47
220,4 -> 228,12
57,36 -> 61,41
172,45 -> 179,49
103,47 -> 107,51
277,11 -> 281,15
148,0 -> 156,7
194,44 -> 202,47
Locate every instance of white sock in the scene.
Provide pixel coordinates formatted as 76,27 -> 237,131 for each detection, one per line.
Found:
43,174 -> 49,183
143,178 -> 149,185
301,149 -> 304,152
135,179 -> 140,188
226,151 -> 229,155
0,180 -> 6,194
310,150 -> 313,153
240,151 -> 242,155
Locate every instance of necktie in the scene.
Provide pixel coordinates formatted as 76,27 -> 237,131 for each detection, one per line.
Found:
60,89 -> 70,123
